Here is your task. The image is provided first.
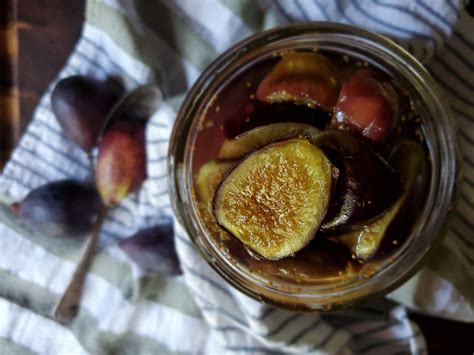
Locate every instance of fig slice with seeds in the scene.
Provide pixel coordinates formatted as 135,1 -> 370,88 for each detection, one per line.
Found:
338,140 -> 427,260
219,122 -> 320,159
213,138 -> 333,260
256,52 -> 341,111
195,160 -> 236,206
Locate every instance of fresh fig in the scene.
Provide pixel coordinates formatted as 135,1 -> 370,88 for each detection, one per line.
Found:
96,120 -> 147,205
333,69 -> 398,143
214,139 -> 333,260
256,52 -> 341,111
338,140 -> 427,260
119,224 -> 182,275
51,75 -> 122,152
12,180 -> 101,238
313,130 -> 402,234
219,122 -> 320,159
195,160 -> 235,206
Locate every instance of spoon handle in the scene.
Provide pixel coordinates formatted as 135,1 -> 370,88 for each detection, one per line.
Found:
53,205 -> 108,322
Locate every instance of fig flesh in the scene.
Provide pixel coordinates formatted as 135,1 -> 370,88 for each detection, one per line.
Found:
256,52 -> 341,111
219,122 -> 320,159
51,75 -> 122,152
119,224 -> 182,276
12,180 -> 101,238
96,120 -> 147,206
195,160 -> 235,206
338,141 -> 427,260
314,130 -> 402,234
334,69 -> 398,143
214,139 -> 332,260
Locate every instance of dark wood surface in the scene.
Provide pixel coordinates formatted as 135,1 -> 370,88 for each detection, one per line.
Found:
4,0 -> 474,354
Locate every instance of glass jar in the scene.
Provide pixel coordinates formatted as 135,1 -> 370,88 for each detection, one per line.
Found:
168,23 -> 460,311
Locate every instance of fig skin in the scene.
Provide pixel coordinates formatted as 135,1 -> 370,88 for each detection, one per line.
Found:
195,160 -> 236,206
12,180 -> 101,238
96,120 -> 147,206
314,130 -> 402,234
338,140 -> 427,260
119,224 -> 182,276
219,122 -> 320,160
51,75 -> 122,152
333,69 -> 399,143
214,138 -> 333,260
256,52 -> 341,111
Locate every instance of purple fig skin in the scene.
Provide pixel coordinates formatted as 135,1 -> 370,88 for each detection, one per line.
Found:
13,180 -> 101,238
119,224 -> 182,276
51,75 -> 121,152
96,120 -> 147,206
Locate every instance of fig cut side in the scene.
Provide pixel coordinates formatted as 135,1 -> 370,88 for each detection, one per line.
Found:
339,140 -> 427,260
214,139 -> 332,260
219,122 -> 320,159
256,52 -> 341,111
334,69 -> 399,143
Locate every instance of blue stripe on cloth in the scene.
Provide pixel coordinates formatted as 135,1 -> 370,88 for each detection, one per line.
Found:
312,0 -> 330,20
180,262 -> 234,297
354,331 -> 423,353
287,318 -> 323,344
450,225 -> 474,249
352,317 -> 408,337
81,35 -> 141,85
293,0 -> 310,21
272,1 -> 293,22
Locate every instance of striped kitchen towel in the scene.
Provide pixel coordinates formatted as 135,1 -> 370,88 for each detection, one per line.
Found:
0,0 -> 472,354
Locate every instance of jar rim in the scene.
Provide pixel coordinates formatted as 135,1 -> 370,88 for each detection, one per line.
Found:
168,22 -> 460,311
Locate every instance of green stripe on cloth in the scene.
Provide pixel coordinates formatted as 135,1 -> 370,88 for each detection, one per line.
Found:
0,338 -> 36,355
133,0 -> 217,71
219,0 -> 264,31
0,205 -> 201,318
426,243 -> 474,308
85,0 -> 166,85
87,0 -> 217,73
1,270 -> 178,355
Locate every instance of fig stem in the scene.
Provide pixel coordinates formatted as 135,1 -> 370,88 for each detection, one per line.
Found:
52,204 -> 108,322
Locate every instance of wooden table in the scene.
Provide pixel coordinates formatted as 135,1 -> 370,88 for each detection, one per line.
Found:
1,0 -> 473,353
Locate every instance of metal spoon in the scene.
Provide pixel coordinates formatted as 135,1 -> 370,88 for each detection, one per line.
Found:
53,84 -> 161,322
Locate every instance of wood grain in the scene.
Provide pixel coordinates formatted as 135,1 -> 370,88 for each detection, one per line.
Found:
0,0 -> 19,168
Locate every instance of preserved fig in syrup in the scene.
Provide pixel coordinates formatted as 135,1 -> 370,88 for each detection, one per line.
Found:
256,52 -> 341,111
214,139 -> 332,260
313,130 -> 402,234
219,122 -> 320,159
191,49 -> 429,284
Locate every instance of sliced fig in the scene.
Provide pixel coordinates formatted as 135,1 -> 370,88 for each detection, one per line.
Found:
333,69 -> 399,143
195,160 -> 235,205
219,122 -> 320,159
214,139 -> 332,260
313,130 -> 402,234
256,52 -> 341,111
338,140 -> 427,260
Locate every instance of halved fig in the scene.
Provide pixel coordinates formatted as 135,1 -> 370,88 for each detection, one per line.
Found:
219,122 -> 320,159
214,139 -> 332,260
338,140 -> 427,260
333,69 -> 399,143
195,160 -> 235,206
314,130 -> 402,234
256,52 -> 341,111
